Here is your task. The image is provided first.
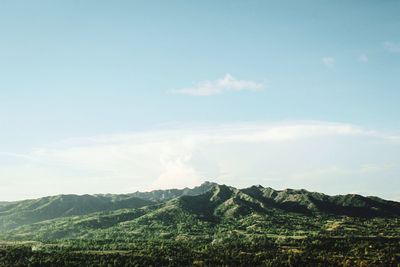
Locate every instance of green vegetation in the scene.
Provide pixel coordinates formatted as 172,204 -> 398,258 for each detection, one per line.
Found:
1,183 -> 399,266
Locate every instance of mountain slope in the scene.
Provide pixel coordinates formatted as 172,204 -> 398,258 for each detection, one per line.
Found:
0,194 -> 154,231
176,184 -> 400,219
0,181 -> 216,231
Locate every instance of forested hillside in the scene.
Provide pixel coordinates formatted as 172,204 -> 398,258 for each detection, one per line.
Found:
0,182 -> 399,266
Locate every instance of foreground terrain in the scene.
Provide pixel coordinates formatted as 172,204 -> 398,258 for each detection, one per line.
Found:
1,182 -> 399,266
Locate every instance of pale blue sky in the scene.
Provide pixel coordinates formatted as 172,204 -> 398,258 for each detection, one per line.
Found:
0,1 -> 399,200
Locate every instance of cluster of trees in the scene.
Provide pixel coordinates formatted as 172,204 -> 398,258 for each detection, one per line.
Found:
1,235 -> 399,266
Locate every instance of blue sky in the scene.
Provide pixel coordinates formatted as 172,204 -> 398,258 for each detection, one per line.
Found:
0,1 -> 399,200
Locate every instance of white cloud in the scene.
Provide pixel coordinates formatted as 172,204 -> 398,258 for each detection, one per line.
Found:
322,57 -> 335,67
359,54 -> 369,63
383,41 -> 400,53
173,74 -> 264,96
1,121 -> 400,200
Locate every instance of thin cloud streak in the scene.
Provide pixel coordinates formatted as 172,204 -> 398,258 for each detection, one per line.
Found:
359,54 -> 368,63
173,74 -> 264,96
322,57 -> 335,67
383,41 -> 400,53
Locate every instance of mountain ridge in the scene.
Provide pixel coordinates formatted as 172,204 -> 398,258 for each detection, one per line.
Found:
1,181 -> 399,238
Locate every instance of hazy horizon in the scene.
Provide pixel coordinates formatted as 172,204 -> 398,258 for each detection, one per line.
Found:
3,178 -> 400,203
1,1 -> 399,201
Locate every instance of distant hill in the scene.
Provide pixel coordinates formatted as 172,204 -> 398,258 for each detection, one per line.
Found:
0,194 -> 154,231
105,181 -> 217,202
0,181 -> 216,231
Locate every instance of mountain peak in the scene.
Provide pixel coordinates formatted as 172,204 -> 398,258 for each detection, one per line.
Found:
210,184 -> 236,202
200,181 -> 216,187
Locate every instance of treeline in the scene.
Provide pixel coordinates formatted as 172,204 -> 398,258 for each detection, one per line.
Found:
1,237 -> 399,267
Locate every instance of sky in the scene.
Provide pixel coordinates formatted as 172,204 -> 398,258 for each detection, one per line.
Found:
0,0 -> 399,201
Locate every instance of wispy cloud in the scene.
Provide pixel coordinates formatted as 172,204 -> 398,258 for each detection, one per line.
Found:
173,74 -> 264,96
383,41 -> 400,53
1,121 -> 400,200
359,54 -> 368,63
322,57 -> 335,67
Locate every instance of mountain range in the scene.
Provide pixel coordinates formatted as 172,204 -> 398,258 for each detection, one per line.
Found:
1,181 -> 399,243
